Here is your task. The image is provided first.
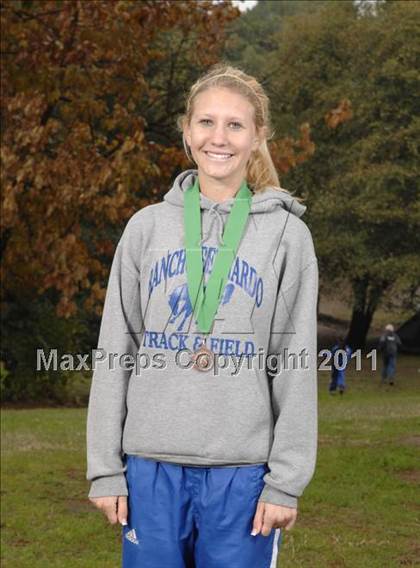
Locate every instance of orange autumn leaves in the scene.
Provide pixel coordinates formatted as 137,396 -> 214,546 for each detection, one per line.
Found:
1,1 -> 239,317
1,0 -> 348,319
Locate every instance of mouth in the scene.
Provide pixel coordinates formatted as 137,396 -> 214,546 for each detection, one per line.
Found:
204,151 -> 234,161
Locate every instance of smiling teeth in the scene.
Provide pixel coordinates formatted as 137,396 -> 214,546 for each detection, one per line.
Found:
206,152 -> 232,160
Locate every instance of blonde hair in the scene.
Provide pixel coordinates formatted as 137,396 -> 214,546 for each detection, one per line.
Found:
176,63 -> 292,195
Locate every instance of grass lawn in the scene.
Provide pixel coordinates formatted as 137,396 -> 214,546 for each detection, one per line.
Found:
1,354 -> 419,567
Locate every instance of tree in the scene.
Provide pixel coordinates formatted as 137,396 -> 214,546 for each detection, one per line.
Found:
231,0 -> 420,348
0,0 -> 239,393
1,0 -> 239,318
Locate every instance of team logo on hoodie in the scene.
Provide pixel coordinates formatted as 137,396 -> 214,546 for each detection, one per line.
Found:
168,281 -> 235,332
148,246 -> 264,325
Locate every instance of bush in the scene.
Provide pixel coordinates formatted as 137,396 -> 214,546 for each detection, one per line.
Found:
1,294 -> 94,404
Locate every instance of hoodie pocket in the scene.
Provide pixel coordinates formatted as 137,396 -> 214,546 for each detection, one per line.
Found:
123,356 -> 274,463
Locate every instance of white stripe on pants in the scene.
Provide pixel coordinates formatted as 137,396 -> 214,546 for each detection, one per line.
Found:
269,528 -> 281,568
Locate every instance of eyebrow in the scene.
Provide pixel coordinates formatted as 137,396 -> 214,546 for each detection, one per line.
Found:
198,114 -> 245,122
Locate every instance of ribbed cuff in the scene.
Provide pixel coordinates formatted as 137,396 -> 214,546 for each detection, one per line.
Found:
88,473 -> 128,499
258,483 -> 298,509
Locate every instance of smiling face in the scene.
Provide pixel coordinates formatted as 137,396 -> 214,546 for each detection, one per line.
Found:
183,86 -> 262,189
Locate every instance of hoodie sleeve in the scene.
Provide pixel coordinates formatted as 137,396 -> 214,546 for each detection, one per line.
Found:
86,222 -> 143,499
258,253 -> 319,509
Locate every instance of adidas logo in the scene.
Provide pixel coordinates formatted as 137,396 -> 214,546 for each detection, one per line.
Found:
125,528 -> 139,545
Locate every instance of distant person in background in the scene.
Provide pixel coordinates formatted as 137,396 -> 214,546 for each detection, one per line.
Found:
378,324 -> 402,386
329,335 -> 352,395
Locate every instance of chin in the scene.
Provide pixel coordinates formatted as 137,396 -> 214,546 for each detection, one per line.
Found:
198,161 -> 243,180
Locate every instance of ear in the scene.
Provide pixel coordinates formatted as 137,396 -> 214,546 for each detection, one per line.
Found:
183,118 -> 191,147
252,126 -> 266,152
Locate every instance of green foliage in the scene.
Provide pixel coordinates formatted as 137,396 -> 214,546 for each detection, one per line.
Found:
291,2 -> 419,300
224,0 -> 333,76
1,296 -> 90,402
227,0 -> 420,343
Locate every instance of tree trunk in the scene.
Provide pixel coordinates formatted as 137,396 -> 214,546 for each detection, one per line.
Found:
347,274 -> 389,350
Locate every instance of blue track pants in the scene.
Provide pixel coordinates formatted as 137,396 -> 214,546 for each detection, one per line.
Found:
381,354 -> 396,383
122,455 -> 282,568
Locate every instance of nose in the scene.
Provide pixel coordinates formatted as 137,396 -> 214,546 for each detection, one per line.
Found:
209,123 -> 229,147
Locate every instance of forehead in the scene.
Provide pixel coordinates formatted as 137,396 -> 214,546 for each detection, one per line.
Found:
193,86 -> 255,120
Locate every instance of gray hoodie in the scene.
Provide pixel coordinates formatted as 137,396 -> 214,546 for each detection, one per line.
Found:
86,169 -> 319,509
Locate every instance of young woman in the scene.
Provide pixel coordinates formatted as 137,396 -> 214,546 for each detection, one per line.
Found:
86,63 -> 319,568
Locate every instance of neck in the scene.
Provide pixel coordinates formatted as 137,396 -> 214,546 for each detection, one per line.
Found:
197,172 -> 246,203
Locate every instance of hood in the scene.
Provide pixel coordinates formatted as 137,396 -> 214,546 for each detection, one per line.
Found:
163,169 -> 306,245
164,169 -> 306,215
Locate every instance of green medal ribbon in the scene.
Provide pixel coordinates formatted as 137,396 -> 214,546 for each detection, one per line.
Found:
184,176 -> 252,334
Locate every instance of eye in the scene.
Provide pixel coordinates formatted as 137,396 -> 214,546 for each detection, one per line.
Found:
198,119 -> 243,129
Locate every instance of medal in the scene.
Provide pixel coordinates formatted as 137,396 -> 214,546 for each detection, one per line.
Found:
184,175 -> 252,372
191,338 -> 214,372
